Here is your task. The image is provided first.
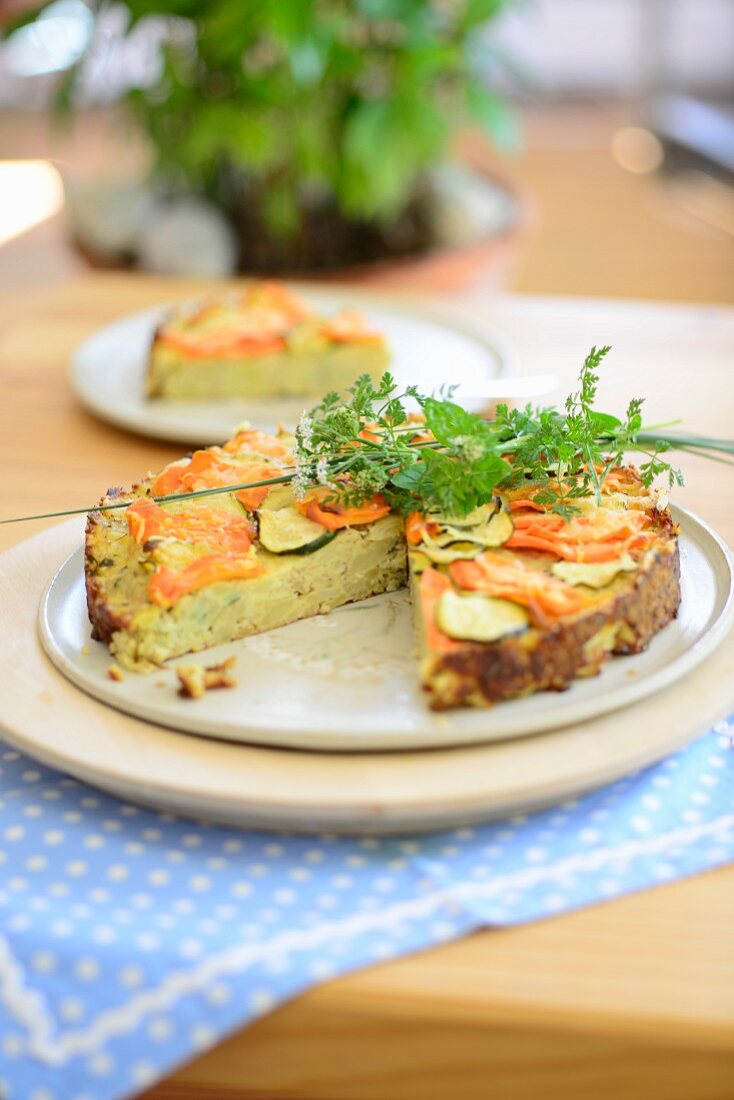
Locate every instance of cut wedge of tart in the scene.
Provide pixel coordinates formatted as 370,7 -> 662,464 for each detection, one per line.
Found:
85,426 -> 406,672
147,281 -> 390,399
408,472 -> 680,709
86,430 -> 680,708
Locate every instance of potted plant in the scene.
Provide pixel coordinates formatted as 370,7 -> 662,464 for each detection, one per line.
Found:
5,0 -> 521,285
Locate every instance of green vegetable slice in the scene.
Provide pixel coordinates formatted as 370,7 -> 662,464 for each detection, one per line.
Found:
435,589 -> 529,643
256,485 -> 294,512
425,508 -> 514,549
428,499 -> 500,530
421,541 -> 483,565
408,550 -> 432,574
258,507 -> 337,555
551,555 -> 639,589
441,508 -> 514,547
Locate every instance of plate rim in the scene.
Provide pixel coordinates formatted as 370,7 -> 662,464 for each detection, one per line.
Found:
36,504 -> 734,754
0,516 -> 730,833
69,287 -> 515,445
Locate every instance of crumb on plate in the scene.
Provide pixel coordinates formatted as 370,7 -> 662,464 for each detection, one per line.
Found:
108,665 -> 125,682
176,657 -> 237,700
81,644 -> 90,657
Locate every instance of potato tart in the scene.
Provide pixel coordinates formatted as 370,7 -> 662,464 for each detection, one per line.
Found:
86,432 -> 679,708
147,281 -> 389,400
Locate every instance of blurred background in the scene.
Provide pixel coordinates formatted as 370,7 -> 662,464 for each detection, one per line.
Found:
0,0 -> 732,300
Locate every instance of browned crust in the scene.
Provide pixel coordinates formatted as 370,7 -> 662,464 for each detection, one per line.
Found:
85,484 -> 141,644
423,538 -> 681,710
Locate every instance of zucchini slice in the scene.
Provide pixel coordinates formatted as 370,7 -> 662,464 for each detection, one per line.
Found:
421,540 -> 483,565
257,507 -> 337,555
440,508 -> 514,548
429,499 -> 500,530
435,589 -> 529,643
408,550 -> 432,574
424,508 -> 515,550
256,485 -> 294,512
551,555 -> 639,589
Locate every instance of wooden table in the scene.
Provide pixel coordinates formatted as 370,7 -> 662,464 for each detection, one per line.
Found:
0,274 -> 733,1099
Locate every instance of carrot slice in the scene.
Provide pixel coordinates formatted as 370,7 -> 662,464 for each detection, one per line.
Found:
126,499 -> 255,554
321,309 -> 383,345
242,280 -> 312,323
450,552 -> 589,625
297,490 -> 391,530
158,330 -> 285,359
508,499 -> 547,512
405,511 -> 442,546
505,508 -> 651,562
222,428 -> 292,461
418,568 -> 460,653
150,452 -> 278,511
148,554 -> 265,609
148,463 -> 187,498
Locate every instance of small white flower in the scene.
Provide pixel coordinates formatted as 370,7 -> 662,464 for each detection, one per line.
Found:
315,457 -> 335,488
297,411 -> 313,450
290,465 -> 310,502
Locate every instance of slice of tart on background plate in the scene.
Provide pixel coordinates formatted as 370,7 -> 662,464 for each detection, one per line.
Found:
147,280 -> 390,400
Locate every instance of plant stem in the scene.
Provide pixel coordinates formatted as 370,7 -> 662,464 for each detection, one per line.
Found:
0,474 -> 294,525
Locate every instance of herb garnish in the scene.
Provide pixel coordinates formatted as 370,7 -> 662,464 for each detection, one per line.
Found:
3,346 -> 733,525
291,346 -> 689,519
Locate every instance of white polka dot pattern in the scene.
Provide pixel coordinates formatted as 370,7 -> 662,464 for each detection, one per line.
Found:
0,720 -> 732,1100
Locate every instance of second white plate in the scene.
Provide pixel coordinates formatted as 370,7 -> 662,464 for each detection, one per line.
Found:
38,507 -> 734,753
70,287 -> 512,445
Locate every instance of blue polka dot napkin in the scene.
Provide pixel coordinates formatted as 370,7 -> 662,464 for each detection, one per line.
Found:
0,719 -> 732,1100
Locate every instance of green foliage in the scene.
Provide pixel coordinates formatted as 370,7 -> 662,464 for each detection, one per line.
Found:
292,347 -> 688,519
6,0 -> 518,236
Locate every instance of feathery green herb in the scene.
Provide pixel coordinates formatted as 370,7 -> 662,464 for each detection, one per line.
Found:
291,345 -> 692,518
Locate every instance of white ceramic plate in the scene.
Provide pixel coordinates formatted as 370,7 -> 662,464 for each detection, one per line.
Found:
38,506 -> 734,753
70,287 -> 513,445
1,520 -> 733,832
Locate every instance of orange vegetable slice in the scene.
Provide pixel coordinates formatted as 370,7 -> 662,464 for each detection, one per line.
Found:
320,308 -> 383,345
450,552 -> 589,627
297,489 -> 391,530
126,499 -> 255,554
242,280 -> 312,324
148,554 -> 265,609
505,508 -> 651,563
150,451 -> 279,511
419,567 -> 460,653
158,328 -> 285,359
405,512 -> 441,546
222,428 -> 292,461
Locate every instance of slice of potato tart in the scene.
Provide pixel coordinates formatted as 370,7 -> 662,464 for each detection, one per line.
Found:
85,427 -> 405,672
408,473 -> 680,709
147,281 -> 390,400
